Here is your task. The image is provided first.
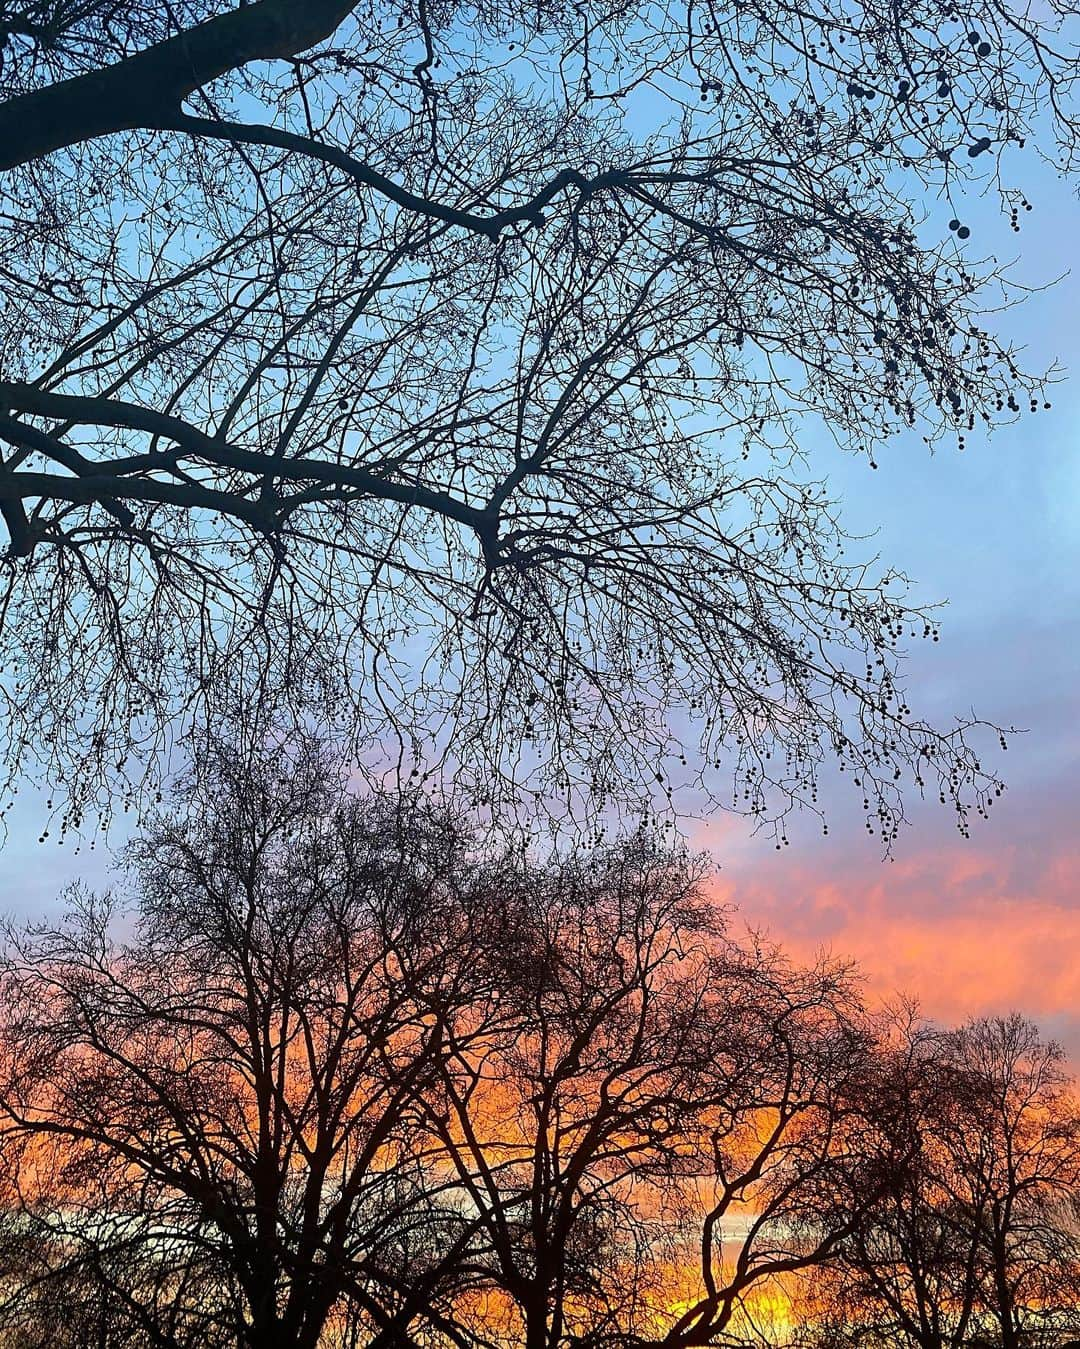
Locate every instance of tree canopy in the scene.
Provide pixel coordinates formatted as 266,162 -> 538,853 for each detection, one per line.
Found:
802,1012 -> 1080,1349
1,746 -> 1077,1349
0,743 -> 881,1349
1,0 -> 1078,840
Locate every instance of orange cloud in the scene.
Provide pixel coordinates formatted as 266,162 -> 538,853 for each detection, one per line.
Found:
707,831 -> 1080,1061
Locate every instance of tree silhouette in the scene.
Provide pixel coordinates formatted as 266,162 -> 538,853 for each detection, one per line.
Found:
0,742 -> 525,1349
939,1017 -> 1080,1349
428,865 -> 891,1349
802,1011 -> 1080,1349
3,745 -> 1080,1348
0,737 -> 908,1349
2,0 -> 1078,838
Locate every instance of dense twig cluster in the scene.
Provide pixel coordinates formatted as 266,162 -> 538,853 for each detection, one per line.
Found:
801,1013 -> 1080,1349
1,0 -> 1078,840
0,745 -> 1076,1349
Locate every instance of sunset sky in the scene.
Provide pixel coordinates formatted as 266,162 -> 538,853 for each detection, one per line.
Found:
697,154 -> 1080,1057
4,131 -> 1079,1062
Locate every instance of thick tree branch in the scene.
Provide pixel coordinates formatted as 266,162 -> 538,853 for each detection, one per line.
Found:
0,0 -> 611,241
0,493 -> 31,557
0,387 -> 494,544
0,0 -> 359,172
0,467 -> 277,532
156,114 -> 612,238
0,412 -> 137,537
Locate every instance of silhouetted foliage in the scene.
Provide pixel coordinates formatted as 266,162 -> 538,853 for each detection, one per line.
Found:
424,850 -> 883,1349
2,0 -> 1079,839
0,740 -> 887,1349
0,743 -> 522,1349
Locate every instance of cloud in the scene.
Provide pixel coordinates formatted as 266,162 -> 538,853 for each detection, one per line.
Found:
709,806 -> 1080,1062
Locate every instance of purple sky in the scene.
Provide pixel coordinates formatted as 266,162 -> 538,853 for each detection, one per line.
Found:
693,157 -> 1080,1056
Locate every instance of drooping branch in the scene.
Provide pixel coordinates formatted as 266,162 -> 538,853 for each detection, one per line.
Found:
155,113 -> 619,239
0,0 -> 1074,833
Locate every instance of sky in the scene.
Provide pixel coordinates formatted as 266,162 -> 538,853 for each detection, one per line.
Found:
1,115 -> 1078,1060
694,157 -> 1080,1057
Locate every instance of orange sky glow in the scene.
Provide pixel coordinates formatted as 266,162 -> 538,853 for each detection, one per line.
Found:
705,816 -> 1080,1062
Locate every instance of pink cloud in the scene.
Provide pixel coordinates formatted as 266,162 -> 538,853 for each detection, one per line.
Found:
709,826 -> 1080,1061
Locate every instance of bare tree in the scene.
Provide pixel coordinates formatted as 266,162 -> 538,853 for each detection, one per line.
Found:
0,741 -> 521,1349
423,840 -> 895,1349
2,0 -> 1079,837
940,1016 -> 1080,1349
801,1011 -> 1080,1349
0,738 -> 917,1349
799,1012 -> 988,1349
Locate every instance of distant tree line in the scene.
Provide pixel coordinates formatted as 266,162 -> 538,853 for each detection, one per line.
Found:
0,742 -> 1075,1349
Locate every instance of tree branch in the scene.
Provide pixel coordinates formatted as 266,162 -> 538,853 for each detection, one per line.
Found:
0,387 -> 494,544
0,0 -> 360,171
154,113 -> 612,238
